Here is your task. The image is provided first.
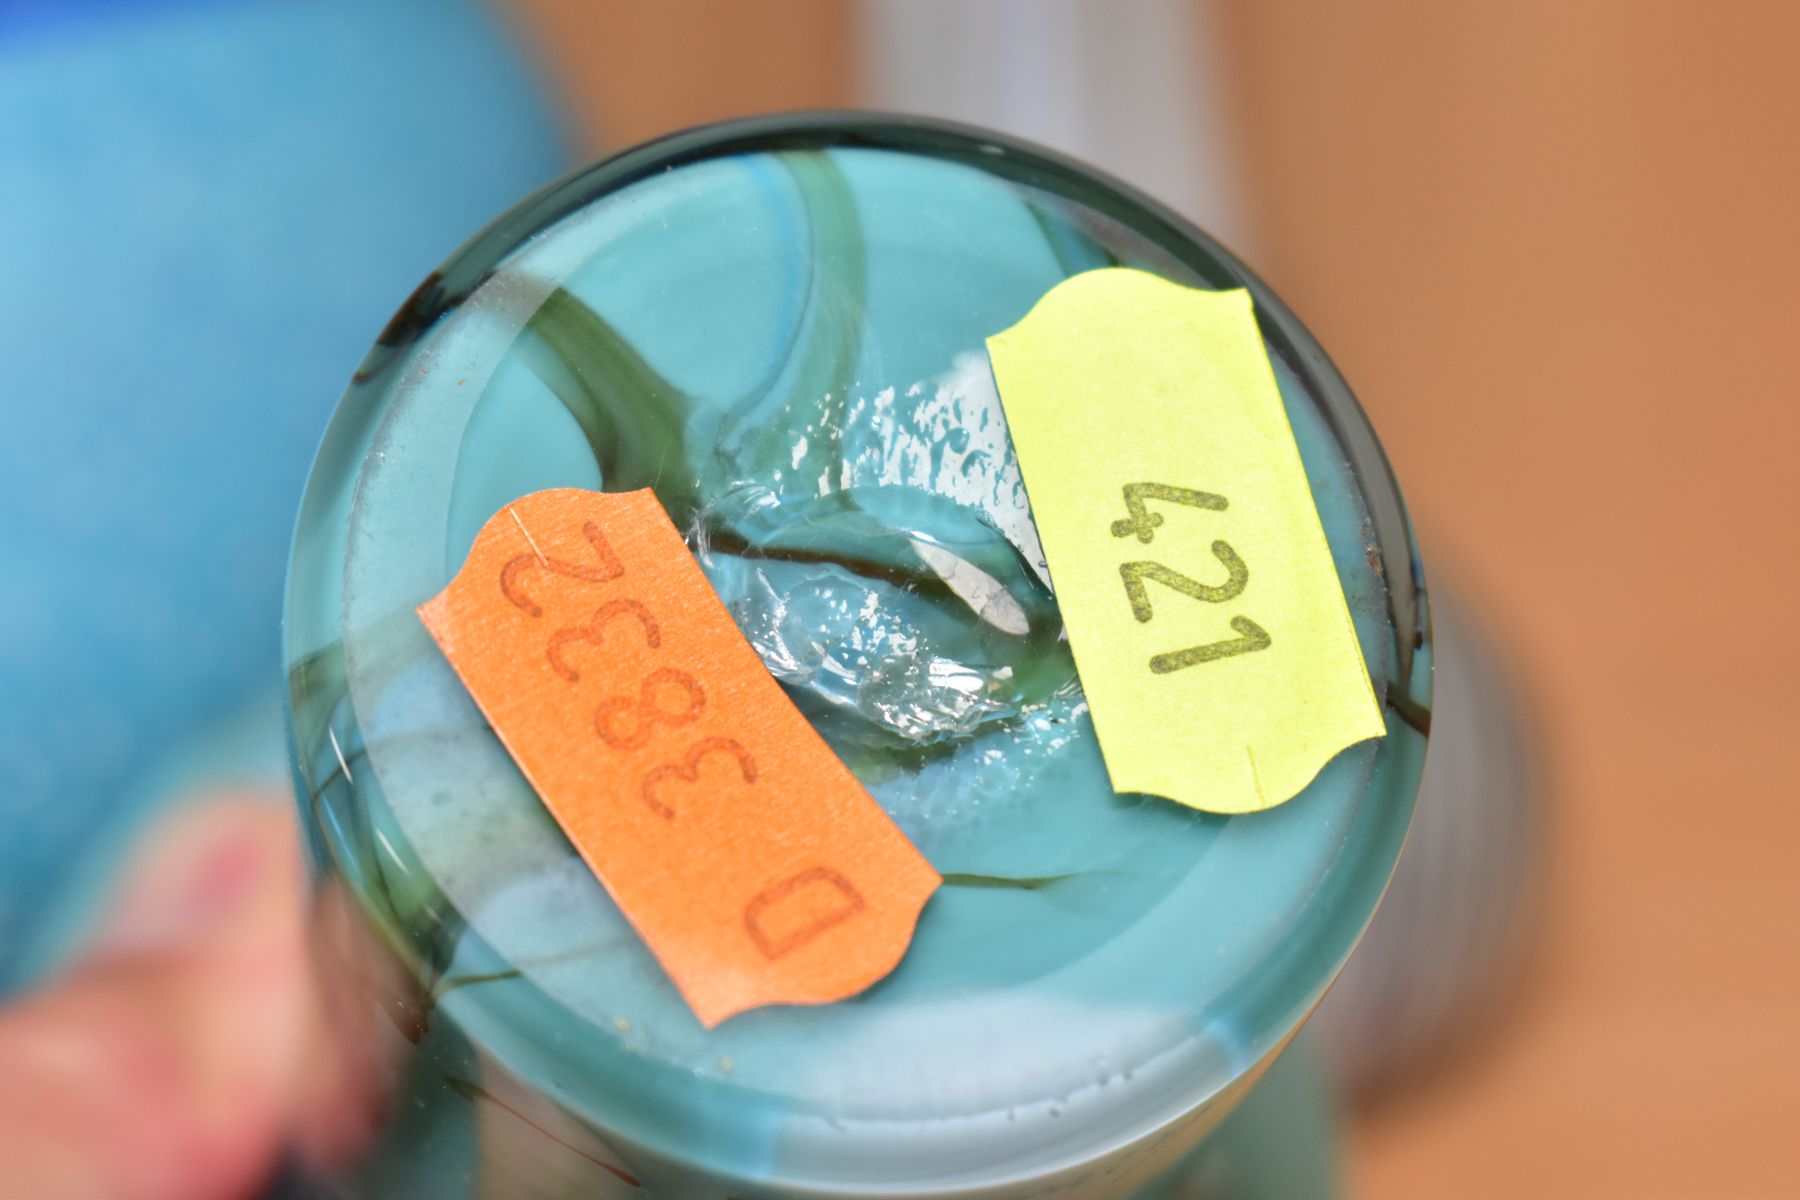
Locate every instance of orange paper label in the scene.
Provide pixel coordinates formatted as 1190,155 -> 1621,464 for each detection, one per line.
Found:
418,487 -> 940,1027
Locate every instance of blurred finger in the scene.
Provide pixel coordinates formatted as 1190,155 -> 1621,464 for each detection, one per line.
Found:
0,798 -> 310,1200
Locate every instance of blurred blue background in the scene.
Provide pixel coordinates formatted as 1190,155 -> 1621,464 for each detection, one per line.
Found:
0,0 -> 569,985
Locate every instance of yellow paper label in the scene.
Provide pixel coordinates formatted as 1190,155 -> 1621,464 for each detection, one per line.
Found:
987,268 -> 1384,813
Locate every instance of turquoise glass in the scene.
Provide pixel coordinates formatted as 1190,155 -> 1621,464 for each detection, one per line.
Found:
284,114 -> 1430,1198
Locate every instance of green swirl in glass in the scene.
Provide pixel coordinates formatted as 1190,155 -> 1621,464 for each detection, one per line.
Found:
284,114 -> 1430,1197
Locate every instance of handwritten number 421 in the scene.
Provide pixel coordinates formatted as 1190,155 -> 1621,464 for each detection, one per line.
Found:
1110,483 -> 1271,674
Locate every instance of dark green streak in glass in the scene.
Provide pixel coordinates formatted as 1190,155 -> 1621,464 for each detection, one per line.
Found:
940,871 -> 1081,891
717,150 -> 867,486
519,287 -> 700,524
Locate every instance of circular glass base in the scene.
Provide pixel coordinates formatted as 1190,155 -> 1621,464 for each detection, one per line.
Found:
285,114 -> 1428,1197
